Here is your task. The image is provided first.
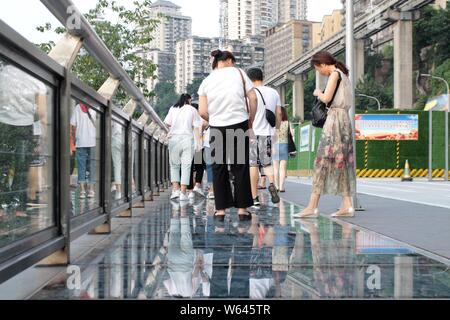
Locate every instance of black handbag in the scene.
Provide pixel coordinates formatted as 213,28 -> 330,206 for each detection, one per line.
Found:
287,123 -> 296,155
255,88 -> 276,127
311,72 -> 341,128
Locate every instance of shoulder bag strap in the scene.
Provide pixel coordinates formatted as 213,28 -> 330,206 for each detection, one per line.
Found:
82,105 -> 96,128
254,88 -> 267,107
236,67 -> 250,114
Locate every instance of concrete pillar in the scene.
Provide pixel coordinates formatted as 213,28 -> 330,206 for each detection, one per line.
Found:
355,39 -> 365,84
316,71 -> 328,91
277,85 -> 286,106
394,20 -> 414,109
394,256 -> 414,299
293,75 -> 305,121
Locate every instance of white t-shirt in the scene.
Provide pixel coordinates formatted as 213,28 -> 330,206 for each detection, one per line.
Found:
164,104 -> 203,137
252,86 -> 281,136
0,65 -> 47,126
198,67 -> 253,127
70,104 -> 97,148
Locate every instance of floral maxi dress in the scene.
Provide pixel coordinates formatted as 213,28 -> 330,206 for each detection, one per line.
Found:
312,69 -> 356,197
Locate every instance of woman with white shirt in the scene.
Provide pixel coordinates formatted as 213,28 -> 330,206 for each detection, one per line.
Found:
198,50 -> 258,221
165,94 -> 203,201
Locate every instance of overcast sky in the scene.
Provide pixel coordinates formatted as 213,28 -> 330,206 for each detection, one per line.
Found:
0,0 -> 342,43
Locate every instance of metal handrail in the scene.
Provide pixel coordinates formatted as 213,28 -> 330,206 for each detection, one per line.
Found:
40,0 -> 168,132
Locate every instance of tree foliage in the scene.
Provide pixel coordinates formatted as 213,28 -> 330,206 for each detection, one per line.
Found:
153,82 -> 179,118
186,78 -> 204,101
36,0 -> 160,108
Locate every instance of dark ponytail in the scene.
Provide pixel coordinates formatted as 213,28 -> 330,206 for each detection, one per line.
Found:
211,49 -> 236,70
311,51 -> 349,76
174,93 -> 192,108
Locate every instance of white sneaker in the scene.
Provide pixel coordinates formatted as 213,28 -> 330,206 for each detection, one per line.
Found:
193,186 -> 205,197
170,190 -> 180,200
115,192 -> 122,200
207,192 -> 215,200
188,192 -> 195,200
179,192 -> 189,201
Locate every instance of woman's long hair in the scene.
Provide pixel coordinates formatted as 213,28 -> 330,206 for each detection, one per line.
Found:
173,93 -> 191,108
311,51 -> 349,76
280,107 -> 288,122
211,49 -> 236,70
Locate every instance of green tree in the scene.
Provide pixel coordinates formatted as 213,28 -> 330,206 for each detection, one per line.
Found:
153,82 -> 178,118
36,0 -> 160,108
185,78 -> 204,101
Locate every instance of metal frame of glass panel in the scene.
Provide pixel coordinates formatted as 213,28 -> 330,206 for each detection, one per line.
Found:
0,18 -> 169,283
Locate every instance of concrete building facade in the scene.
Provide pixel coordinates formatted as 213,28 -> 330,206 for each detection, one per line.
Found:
278,0 -> 308,23
146,49 -> 176,92
149,0 -> 192,52
175,36 -> 265,94
220,0 -> 278,40
264,20 -> 312,79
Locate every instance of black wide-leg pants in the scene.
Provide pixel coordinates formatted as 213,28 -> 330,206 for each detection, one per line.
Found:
210,120 -> 253,210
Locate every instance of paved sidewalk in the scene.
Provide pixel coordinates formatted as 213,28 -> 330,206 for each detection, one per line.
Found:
275,178 -> 450,262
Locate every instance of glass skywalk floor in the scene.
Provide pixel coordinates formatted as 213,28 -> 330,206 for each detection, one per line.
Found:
31,193 -> 450,299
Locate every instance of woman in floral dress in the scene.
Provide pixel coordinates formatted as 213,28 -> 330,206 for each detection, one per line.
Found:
295,51 -> 356,218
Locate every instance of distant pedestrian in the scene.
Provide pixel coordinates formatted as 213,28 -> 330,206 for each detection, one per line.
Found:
246,67 -> 282,207
295,51 -> 356,219
198,50 -> 258,221
165,94 -> 203,201
272,107 -> 293,193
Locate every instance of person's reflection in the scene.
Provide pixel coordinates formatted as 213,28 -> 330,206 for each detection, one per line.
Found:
272,199 -> 294,298
249,213 -> 275,299
0,64 -> 48,219
296,218 -> 356,298
164,201 -> 211,298
208,209 -> 253,298
111,122 -> 124,200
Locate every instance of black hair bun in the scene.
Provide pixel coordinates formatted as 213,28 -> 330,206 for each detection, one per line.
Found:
211,49 -> 222,58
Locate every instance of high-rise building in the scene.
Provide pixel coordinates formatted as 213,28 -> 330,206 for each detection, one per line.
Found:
220,0 -> 278,40
149,0 -> 192,52
175,36 -> 265,94
176,37 -> 219,94
264,20 -> 312,79
146,49 -> 176,92
145,1 -> 191,91
278,0 -> 308,23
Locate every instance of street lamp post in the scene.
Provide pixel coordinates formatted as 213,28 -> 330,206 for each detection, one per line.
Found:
346,0 -> 364,210
357,93 -> 381,111
421,74 -> 449,182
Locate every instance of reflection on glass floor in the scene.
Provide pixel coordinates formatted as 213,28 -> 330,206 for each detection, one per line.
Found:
32,193 -> 450,299
0,189 -> 53,247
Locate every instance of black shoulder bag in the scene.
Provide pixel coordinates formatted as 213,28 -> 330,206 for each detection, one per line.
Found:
254,88 -> 276,127
287,122 -> 297,155
311,72 -> 342,128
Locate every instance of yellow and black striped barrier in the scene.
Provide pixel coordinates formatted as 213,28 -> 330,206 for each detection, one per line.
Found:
356,168 -> 448,178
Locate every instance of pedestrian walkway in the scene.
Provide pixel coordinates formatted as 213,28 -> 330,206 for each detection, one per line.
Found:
283,178 -> 450,262
5,190 -> 448,299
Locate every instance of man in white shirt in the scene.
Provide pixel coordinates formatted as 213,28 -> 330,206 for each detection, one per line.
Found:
70,102 -> 97,199
246,68 -> 283,206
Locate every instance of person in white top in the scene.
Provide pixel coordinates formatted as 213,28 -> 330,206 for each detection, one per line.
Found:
70,103 -> 97,199
246,68 -> 283,207
164,94 -> 203,201
198,50 -> 258,221
0,64 -> 48,214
